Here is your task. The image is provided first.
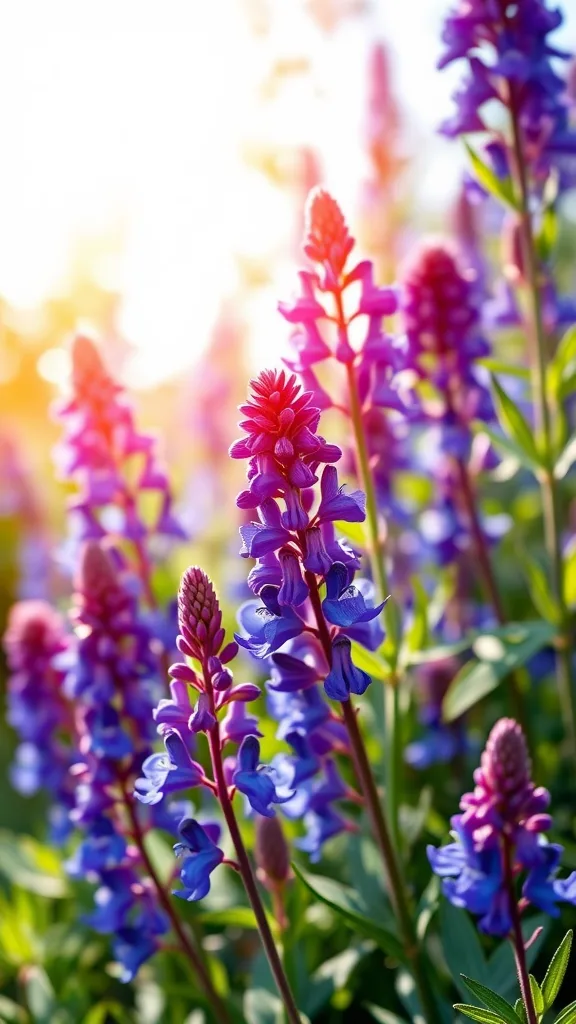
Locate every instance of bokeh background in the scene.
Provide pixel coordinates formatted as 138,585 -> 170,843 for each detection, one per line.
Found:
1,0 -> 576,817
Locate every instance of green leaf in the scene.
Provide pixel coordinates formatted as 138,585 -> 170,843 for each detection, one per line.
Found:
440,900 -> 488,997
554,434 -> 576,480
536,200 -> 558,263
443,621 -> 557,721
514,1001 -> 528,1024
201,907 -> 270,932
552,326 -> 576,384
292,863 -> 404,960
0,832 -> 68,898
461,976 -> 523,1023
350,640 -> 391,681
529,975 -> 544,1016
520,552 -> 561,624
453,1005 -> 509,1023
542,931 -> 573,1009
243,989 -> 283,1024
491,376 -> 542,468
404,577 -> 430,655
488,915 -> 549,1000
0,996 -> 27,1023
554,1001 -> 576,1024
24,965 -> 56,1024
365,1006 -> 407,1024
472,422 -> 531,473
478,359 -> 530,380
464,142 -> 518,210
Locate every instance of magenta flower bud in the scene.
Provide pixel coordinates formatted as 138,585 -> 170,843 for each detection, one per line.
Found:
255,815 -> 291,887
178,567 -> 227,660
304,188 -> 355,281
75,541 -> 119,604
482,717 -> 531,796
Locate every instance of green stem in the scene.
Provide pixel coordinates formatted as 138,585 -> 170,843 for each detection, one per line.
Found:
120,780 -> 230,1024
507,97 -> 576,761
305,572 -> 441,1024
204,667 -> 302,1024
344,361 -> 401,849
503,838 -> 538,1024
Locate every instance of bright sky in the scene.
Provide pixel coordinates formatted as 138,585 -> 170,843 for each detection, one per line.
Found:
1,0 -> 574,387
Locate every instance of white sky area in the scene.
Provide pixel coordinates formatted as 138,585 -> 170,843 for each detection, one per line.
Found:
1,0 -> 575,386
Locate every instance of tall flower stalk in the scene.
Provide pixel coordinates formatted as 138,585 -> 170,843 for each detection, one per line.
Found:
136,565 -> 301,1024
230,369 -> 441,1023
429,718 -> 576,1022
437,0 -> 576,759
280,190 -> 405,838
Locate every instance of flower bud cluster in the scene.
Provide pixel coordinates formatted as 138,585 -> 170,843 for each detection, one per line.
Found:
428,718 -> 576,935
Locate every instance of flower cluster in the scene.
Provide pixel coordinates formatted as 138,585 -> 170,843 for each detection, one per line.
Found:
399,240 -> 493,460
63,541 -> 170,980
230,368 -> 384,858
4,600 -> 76,842
55,334 -> 185,571
428,718 -> 576,935
136,565 -> 291,902
438,0 -> 576,180
279,188 -> 403,416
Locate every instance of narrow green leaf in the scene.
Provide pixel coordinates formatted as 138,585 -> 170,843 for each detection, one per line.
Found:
453,1005 -> 509,1023
542,931 -> 573,1009
553,326 -> 576,383
554,434 -> 576,480
529,975 -> 544,1016
461,976 -> 523,1023
554,1001 -> 576,1024
488,916 -> 549,1000
292,863 -> 404,960
404,577 -> 430,654
478,359 -> 530,380
350,641 -> 391,681
472,422 -> 529,473
364,1005 -> 406,1024
443,621 -> 557,721
464,142 -> 518,210
439,900 -> 488,997
491,376 -> 542,467
514,1001 -> 528,1024
520,553 -> 561,624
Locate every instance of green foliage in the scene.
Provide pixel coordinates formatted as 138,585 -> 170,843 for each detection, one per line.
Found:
460,976 -> 523,1024
542,931 -> 573,1009
442,621 -> 556,721
490,376 -> 544,472
292,864 -> 404,960
464,143 -> 518,210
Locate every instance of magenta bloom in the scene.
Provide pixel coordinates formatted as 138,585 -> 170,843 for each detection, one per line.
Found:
55,334 -> 186,553
428,718 -> 576,935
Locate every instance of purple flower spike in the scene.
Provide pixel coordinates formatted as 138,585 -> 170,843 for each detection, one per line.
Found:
233,736 -> 294,817
323,636 -> 371,702
428,718 -> 576,936
173,818 -> 224,902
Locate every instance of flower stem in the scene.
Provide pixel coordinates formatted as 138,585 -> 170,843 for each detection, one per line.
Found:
503,837 -> 538,1024
507,94 -> 576,761
344,361 -> 402,849
120,781 -> 230,1024
454,456 -> 527,727
204,672 -> 301,1024
305,571 -> 441,1024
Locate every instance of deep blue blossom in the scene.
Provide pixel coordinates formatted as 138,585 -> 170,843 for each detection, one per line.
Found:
428,719 -> 576,935
173,818 -> 225,902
